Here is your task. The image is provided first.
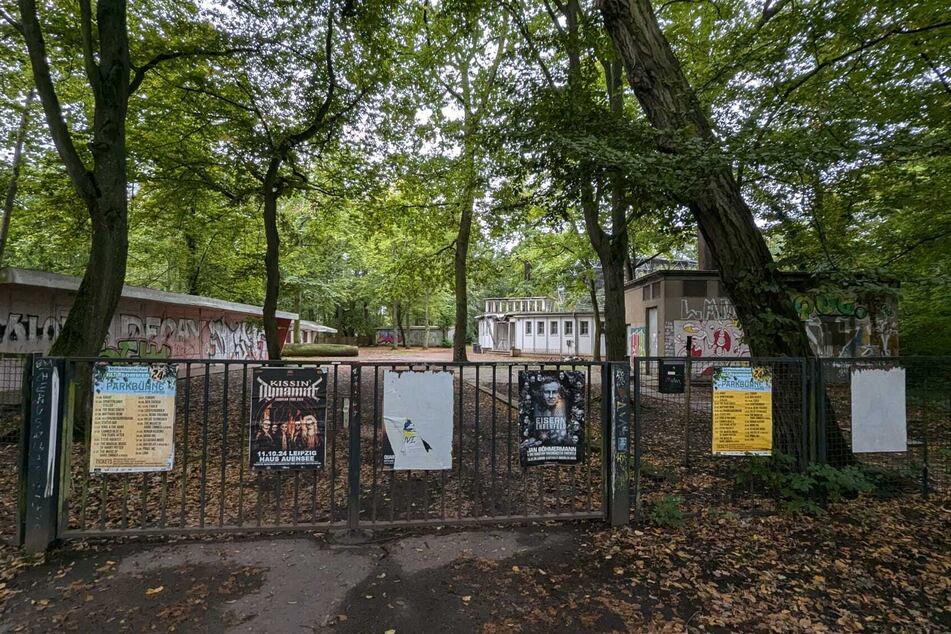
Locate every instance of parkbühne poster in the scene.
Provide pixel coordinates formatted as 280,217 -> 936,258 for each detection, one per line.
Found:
89,363 -> 178,474
519,370 -> 585,466
712,366 -> 773,456
382,370 -> 454,470
249,367 -> 326,469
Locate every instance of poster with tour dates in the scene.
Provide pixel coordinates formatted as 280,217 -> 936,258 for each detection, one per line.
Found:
249,367 -> 326,469
89,363 -> 177,474
712,367 -> 772,456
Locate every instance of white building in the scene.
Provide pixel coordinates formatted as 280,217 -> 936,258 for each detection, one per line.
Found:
475,297 -> 604,356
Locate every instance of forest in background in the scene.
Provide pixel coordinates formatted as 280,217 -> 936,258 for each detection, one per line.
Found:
0,0 -> 948,355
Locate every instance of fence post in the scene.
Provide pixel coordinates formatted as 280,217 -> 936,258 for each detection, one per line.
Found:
632,360 -> 642,521
816,359 -> 828,465
799,358 -> 809,470
684,356 -> 692,470
604,362 -> 631,527
19,356 -> 65,553
347,365 -> 361,530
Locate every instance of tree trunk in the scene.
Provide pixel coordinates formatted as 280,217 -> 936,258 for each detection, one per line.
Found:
588,277 -> 602,362
396,301 -> 408,348
599,0 -> 851,464
453,135 -> 478,363
262,167 -> 282,360
598,0 -> 809,359
0,89 -> 34,266
20,0 -> 131,358
423,291 -> 430,349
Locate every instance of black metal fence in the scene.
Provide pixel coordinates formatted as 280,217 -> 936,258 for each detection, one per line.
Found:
0,353 -> 27,446
41,359 -> 612,539
14,354 -> 949,549
632,356 -> 950,516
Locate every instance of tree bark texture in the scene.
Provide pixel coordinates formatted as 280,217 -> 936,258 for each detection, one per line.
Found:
599,0 -> 850,464
0,89 -> 34,267
598,0 -> 811,358
20,0 -> 130,357
588,277 -> 602,362
262,165 -> 282,360
453,130 -> 478,363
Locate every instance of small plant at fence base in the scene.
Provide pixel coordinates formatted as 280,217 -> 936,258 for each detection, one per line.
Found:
736,454 -> 875,514
648,494 -> 684,527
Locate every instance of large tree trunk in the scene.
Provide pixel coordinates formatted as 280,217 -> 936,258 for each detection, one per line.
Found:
262,167 -> 282,360
20,0 -> 131,357
598,0 -> 809,359
0,89 -> 34,266
599,0 -> 850,465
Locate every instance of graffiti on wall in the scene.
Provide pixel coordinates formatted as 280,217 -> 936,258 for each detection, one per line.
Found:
0,306 -> 270,360
0,312 -> 66,348
793,292 -> 898,357
207,318 -> 267,359
672,320 -> 749,358
680,298 -> 737,321
628,326 -> 646,361
377,329 -> 396,345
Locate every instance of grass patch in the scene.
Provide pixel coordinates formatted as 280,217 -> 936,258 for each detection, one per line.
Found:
283,343 -> 359,357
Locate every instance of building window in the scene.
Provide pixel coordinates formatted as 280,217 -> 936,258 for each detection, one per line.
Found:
580,320 -> 589,336
651,282 -> 661,299
642,286 -> 650,300
525,321 -> 532,335
682,280 -> 707,297
550,321 -> 558,335
537,321 -> 544,335
564,321 -> 573,335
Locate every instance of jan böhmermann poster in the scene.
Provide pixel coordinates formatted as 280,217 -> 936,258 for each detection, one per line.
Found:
519,370 -> 585,466
249,367 -> 326,469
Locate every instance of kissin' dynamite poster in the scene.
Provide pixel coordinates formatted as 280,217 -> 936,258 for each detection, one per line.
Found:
249,367 -> 326,469
518,370 -> 585,466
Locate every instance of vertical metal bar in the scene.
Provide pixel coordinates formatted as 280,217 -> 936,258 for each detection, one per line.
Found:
457,362 -> 464,519
440,364 -> 448,521
490,365 -> 497,515
275,470 -> 282,525
585,364 -> 593,513
506,363 -> 513,516
255,471 -> 263,527
180,363 -> 191,528
199,364 -> 210,528
99,477 -> 108,530
371,366 -> 380,522
347,365 -> 361,530
120,475 -> 130,529
800,358 -> 809,471
684,356 -> 692,469
79,362 -> 92,531
293,471 -> 301,524
473,364 -> 481,515
140,473 -> 149,529
330,365 -> 338,522
633,359 -> 642,520
238,364 -> 248,526
817,360 -> 828,464
159,471 -> 168,529
219,364 -> 229,527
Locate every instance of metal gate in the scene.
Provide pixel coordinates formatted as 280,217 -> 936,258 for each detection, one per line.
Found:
17,357 -> 632,550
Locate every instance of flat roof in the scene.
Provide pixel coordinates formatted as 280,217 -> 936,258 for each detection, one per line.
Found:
624,269 -> 898,290
0,267 -> 298,320
476,310 -> 597,319
298,320 -> 337,333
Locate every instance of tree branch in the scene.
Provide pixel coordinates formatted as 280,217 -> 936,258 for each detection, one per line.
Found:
17,0 -> 96,203
78,0 -> 101,97
129,46 -> 259,95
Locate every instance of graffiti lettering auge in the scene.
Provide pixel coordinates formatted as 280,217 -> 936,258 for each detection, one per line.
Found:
680,299 -> 737,321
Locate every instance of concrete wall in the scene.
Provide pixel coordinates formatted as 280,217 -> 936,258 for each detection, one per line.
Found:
0,285 -> 290,360
376,326 -> 448,347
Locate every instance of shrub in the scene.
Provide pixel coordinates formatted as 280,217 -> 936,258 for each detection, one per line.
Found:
648,494 -> 684,527
736,454 -> 875,514
282,343 -> 359,357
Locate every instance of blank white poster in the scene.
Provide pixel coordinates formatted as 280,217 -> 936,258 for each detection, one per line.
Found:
850,367 -> 906,453
383,370 -> 454,470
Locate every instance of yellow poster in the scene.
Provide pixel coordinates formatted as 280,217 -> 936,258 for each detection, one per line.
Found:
89,364 -> 177,473
712,367 -> 772,456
